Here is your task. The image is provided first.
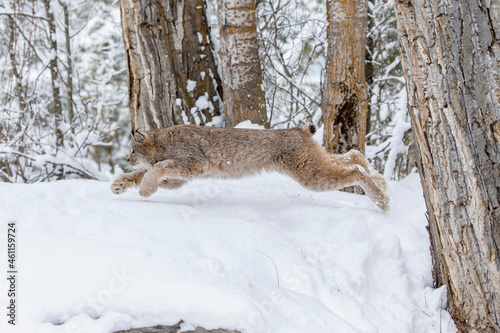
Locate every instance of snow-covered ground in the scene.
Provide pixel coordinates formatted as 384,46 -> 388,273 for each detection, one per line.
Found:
0,172 -> 456,333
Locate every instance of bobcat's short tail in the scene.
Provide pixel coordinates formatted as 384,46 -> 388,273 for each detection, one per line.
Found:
300,124 -> 317,136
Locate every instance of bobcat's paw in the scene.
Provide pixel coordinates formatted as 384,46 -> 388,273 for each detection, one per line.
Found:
139,171 -> 158,198
375,193 -> 390,212
374,173 -> 388,192
365,164 -> 388,192
110,176 -> 132,194
138,185 -> 155,198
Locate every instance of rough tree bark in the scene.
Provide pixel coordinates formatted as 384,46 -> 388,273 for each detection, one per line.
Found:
323,0 -> 368,155
217,0 -> 267,127
115,321 -> 239,333
394,0 -> 500,331
120,0 -> 223,131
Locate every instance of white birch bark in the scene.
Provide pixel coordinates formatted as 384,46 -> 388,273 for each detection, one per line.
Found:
217,0 -> 267,127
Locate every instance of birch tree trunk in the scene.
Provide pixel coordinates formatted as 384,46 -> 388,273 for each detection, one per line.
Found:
394,0 -> 500,331
322,0 -> 368,155
120,0 -> 223,131
217,0 -> 267,128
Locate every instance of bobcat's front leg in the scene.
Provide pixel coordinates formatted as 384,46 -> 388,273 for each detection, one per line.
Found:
110,169 -> 147,194
139,158 -> 208,197
138,169 -> 159,198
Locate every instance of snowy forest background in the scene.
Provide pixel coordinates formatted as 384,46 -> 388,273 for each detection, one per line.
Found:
0,0 -> 409,183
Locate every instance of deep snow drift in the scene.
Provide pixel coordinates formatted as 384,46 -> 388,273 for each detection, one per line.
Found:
0,172 -> 456,333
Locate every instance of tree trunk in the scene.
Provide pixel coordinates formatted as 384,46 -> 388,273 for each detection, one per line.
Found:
394,0 -> 500,331
42,0 -> 64,149
7,12 -> 25,114
59,0 -> 74,131
217,0 -> 267,128
322,0 -> 368,155
120,0 -> 223,131
115,321 -> 239,333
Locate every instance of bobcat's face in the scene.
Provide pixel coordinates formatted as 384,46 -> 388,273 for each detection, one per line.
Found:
127,132 -> 155,170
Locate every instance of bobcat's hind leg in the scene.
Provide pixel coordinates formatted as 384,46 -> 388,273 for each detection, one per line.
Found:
159,178 -> 187,190
291,161 -> 390,211
139,158 -> 208,197
110,169 -> 146,194
330,150 -> 387,192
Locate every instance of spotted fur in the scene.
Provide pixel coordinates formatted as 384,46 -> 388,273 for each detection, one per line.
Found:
111,124 -> 389,210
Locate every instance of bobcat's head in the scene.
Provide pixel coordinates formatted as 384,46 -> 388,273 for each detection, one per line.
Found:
127,129 -> 155,170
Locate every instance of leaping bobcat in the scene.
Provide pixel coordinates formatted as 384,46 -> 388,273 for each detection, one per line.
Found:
110,124 -> 390,211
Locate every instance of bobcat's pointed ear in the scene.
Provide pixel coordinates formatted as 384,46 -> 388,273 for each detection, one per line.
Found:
133,130 -> 152,145
131,128 -> 136,137
133,130 -> 145,143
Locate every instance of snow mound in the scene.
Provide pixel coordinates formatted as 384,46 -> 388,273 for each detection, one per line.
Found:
234,121 -> 265,130
0,173 -> 456,333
